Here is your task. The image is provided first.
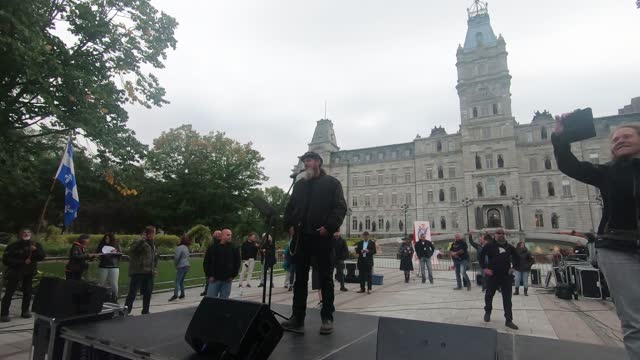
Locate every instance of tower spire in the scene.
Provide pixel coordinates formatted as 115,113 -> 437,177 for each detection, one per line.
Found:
467,0 -> 489,19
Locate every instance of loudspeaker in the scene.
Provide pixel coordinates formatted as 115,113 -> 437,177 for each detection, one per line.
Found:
576,267 -> 602,299
185,297 -> 283,360
33,277 -> 106,319
376,317 -> 497,360
555,284 -> 574,300
345,262 -> 359,283
530,268 -> 541,285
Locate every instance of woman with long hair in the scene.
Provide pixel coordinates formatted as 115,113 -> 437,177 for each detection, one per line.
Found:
96,233 -> 122,302
169,235 -> 191,301
512,242 -> 534,296
398,237 -> 414,283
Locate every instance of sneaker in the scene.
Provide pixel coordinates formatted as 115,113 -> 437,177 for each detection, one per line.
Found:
421,279 -> 426,284
340,287 -> 348,292
281,316 -> 304,333
1,315 -> 10,322
168,295 -> 178,302
453,287 -> 462,290
505,322 -> 519,330
357,289 -> 366,293
246,284 -> 251,288
179,293 -> 185,299
429,280 -> 434,284
200,291 -> 206,296
319,319 -> 334,335
483,313 -> 491,322
20,312 -> 32,319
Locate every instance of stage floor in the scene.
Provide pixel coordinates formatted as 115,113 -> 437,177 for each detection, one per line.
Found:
60,303 -> 626,360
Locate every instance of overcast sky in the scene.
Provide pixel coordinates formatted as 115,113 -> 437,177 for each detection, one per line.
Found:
125,0 -> 640,189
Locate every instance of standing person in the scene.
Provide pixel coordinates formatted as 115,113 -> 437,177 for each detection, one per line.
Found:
204,229 -> 240,299
200,230 -> 222,296
258,234 -> 277,288
398,237 -> 414,283
513,242 -> 534,296
169,235 -> 191,301
450,234 -> 471,290
479,229 -> 519,330
415,233 -> 435,284
280,151 -> 347,335
553,120 -> 640,359
96,233 -> 122,303
469,233 -> 489,291
65,234 -> 94,280
125,226 -> 158,315
239,232 -> 259,288
333,231 -> 349,292
1,228 -> 46,322
356,232 -> 377,294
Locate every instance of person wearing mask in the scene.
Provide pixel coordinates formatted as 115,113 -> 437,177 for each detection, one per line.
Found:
65,234 -> 95,280
398,237 -> 414,283
553,119 -> 640,358
1,228 -> 46,322
204,229 -> 240,299
449,234 -> 471,290
513,241 -> 534,296
200,230 -> 222,296
258,234 -> 277,288
239,232 -> 260,288
479,229 -> 519,330
125,226 -> 159,315
356,232 -> 377,294
169,235 -> 191,301
96,233 -> 122,303
333,231 -> 349,292
414,233 -> 435,284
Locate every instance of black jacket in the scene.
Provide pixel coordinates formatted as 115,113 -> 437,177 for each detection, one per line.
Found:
284,171 -> 347,235
398,243 -> 414,271
355,240 -> 376,269
241,240 -> 259,260
479,241 -> 519,277
96,243 -> 122,268
414,240 -> 435,258
553,133 -> 640,248
449,240 -> 469,261
66,242 -> 90,274
203,242 -> 241,281
333,235 -> 349,261
514,247 -> 534,272
260,240 -> 277,267
2,240 -> 46,275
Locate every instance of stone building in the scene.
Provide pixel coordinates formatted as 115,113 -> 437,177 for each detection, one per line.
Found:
298,2 -> 640,240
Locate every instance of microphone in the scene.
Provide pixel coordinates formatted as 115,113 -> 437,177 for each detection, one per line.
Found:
290,169 -> 305,179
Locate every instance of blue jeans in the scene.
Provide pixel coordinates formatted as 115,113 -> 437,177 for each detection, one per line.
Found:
454,259 -> 470,288
174,266 -> 190,297
514,270 -> 529,288
419,257 -> 433,282
207,280 -> 232,299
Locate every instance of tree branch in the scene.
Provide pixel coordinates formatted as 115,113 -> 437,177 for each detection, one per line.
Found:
23,128 -> 72,139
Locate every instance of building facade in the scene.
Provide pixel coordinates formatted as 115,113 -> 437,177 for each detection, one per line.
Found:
300,2 -> 640,239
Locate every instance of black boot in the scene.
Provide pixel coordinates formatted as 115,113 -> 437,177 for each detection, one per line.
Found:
524,288 -> 528,296
168,295 -> 178,302
179,291 -> 185,299
513,287 -> 519,295
281,316 -> 305,333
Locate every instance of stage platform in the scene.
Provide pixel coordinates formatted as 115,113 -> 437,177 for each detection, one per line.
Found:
59,303 -> 626,360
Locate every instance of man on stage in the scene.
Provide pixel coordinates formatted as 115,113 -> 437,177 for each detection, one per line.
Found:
281,151 -> 347,335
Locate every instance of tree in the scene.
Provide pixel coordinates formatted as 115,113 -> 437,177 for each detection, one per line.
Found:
145,125 -> 267,233
0,0 -> 178,164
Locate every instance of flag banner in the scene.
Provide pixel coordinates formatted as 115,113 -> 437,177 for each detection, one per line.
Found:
55,140 -> 79,226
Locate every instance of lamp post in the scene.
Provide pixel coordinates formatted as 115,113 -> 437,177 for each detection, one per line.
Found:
346,208 -> 353,239
461,197 -> 473,234
512,194 -> 523,232
400,204 -> 409,237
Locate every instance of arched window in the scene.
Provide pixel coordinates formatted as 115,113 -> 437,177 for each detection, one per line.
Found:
499,182 -> 507,196
535,210 -> 544,227
544,156 -> 552,170
378,217 -> 384,230
529,158 -> 538,172
352,217 -> 358,230
487,208 -> 501,227
487,177 -> 497,197
436,141 -> 442,152
497,154 -> 504,168
548,181 -> 555,197
437,166 -> 444,179
485,154 -> 494,168
450,187 -> 457,202
439,189 -> 445,202
477,182 -> 484,198
492,103 -> 499,115
473,107 -> 478,118
440,217 -> 447,230
365,216 -> 371,229
541,127 -> 548,140
551,213 -> 559,229
475,154 -> 482,169
562,178 -> 572,197
532,180 -> 541,198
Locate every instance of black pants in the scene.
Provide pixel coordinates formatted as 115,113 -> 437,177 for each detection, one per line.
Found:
65,271 -> 83,280
335,261 -> 346,289
404,271 -> 410,282
484,275 -> 513,322
292,234 -> 334,322
1,271 -> 33,316
125,274 -> 154,314
359,265 -> 373,290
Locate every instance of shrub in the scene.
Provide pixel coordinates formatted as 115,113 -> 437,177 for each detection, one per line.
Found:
45,225 -> 62,242
187,225 -> 211,246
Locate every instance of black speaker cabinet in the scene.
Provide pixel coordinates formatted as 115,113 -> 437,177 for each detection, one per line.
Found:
185,297 -> 283,360
530,268 -> 542,285
32,277 -> 106,319
576,266 -> 603,299
376,317 -> 497,360
345,262 -> 359,283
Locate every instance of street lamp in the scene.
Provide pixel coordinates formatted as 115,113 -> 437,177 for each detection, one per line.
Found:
400,204 -> 409,237
346,208 -> 353,239
512,194 -> 523,232
461,197 -> 473,234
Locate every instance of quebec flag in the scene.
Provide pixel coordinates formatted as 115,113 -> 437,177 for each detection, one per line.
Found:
55,140 -> 79,226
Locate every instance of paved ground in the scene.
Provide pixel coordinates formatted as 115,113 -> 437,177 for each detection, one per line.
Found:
0,267 -> 623,359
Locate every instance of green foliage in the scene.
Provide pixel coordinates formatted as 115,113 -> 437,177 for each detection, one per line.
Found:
187,224 -> 211,245
39,233 -> 179,256
44,225 -> 62,241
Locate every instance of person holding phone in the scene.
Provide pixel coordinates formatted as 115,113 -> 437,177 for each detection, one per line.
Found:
356,232 -> 377,293
553,115 -> 640,358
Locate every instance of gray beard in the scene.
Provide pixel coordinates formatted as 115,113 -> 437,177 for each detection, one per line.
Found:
303,168 -> 315,180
